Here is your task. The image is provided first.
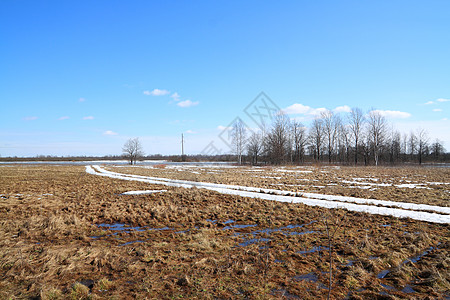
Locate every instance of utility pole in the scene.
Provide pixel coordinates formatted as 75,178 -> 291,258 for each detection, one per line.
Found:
181,133 -> 186,162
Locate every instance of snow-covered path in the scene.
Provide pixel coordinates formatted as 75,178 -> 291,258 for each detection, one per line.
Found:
86,165 -> 450,224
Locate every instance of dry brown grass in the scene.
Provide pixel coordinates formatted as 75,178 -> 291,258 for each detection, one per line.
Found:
0,165 -> 448,299
111,164 -> 450,207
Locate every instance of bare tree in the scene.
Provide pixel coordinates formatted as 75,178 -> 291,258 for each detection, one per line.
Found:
321,110 -> 341,163
338,123 -> 351,164
408,131 -> 417,160
291,121 -> 307,164
231,119 -> 247,165
309,117 -> 325,162
388,129 -> 401,164
431,139 -> 445,161
247,131 -> 263,165
367,110 -> 387,166
416,128 -> 429,165
348,108 -> 365,165
122,137 -> 145,165
266,114 -> 290,164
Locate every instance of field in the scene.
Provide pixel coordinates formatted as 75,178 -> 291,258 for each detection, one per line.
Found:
0,164 -> 449,299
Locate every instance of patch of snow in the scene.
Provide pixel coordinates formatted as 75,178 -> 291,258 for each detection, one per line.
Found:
121,190 -> 167,195
395,184 -> 430,189
86,165 -> 450,224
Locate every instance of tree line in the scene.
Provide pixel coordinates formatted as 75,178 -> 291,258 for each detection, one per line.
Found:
232,108 -> 447,166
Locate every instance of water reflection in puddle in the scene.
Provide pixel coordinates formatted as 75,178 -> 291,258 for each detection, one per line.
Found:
377,244 -> 439,279
92,219 -> 317,249
297,246 -> 329,255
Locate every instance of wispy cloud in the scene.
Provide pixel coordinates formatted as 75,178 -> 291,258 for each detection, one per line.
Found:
79,97 -> 86,102
103,130 -> 118,136
83,116 -> 94,120
58,116 -> 70,121
185,129 -> 196,134
433,108 -> 443,112
371,109 -> 411,119
23,116 -> 38,121
437,98 -> 450,103
424,101 -> 434,105
171,92 -> 180,101
143,89 -> 170,96
177,100 -> 199,108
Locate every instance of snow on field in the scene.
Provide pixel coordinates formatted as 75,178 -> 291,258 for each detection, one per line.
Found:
86,165 -> 450,224
121,190 -> 167,195
274,168 -> 313,173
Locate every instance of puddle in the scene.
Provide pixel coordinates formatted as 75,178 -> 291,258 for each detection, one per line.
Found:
119,240 -> 145,247
297,246 -> 329,255
380,224 -> 391,227
206,219 -> 217,223
271,289 -> 300,299
97,223 -> 171,232
377,244 -> 439,279
238,238 -> 270,247
223,224 -> 257,230
223,220 -> 235,224
92,223 -> 171,239
402,285 -> 416,293
293,273 -> 328,290
377,270 -> 390,279
294,273 -> 318,283
287,230 -> 315,236
368,256 -> 379,260
380,283 -> 396,291
98,223 -> 146,232
403,246 -> 436,264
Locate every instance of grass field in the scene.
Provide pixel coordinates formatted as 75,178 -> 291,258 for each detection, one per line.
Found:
0,164 -> 449,299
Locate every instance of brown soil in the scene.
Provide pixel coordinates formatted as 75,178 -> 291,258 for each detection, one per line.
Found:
0,165 -> 448,299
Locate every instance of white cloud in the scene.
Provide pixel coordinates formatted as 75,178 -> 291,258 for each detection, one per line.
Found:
371,110 -> 411,119
333,105 -> 352,113
143,89 -> 170,96
79,97 -> 86,102
282,103 -> 343,117
177,100 -> 199,107
437,98 -> 450,103
23,116 -> 38,121
58,116 -> 70,120
83,116 -> 94,120
185,130 -> 196,134
217,125 -> 231,131
433,108 -> 443,112
424,101 -> 434,105
103,130 -> 118,136
282,103 -> 312,115
171,92 -> 180,101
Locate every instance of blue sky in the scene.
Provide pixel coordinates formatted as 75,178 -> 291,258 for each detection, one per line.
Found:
1,0 -> 449,156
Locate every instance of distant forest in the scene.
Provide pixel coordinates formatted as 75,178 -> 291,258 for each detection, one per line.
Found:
232,108 -> 449,166
1,108 -> 448,166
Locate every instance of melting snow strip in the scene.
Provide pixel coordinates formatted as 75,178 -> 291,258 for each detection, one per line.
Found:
121,190 -> 167,195
86,165 -> 450,224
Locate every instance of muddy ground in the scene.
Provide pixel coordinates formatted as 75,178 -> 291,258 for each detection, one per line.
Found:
0,164 -> 449,299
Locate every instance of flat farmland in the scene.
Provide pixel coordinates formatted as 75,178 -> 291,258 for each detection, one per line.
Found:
0,164 -> 449,299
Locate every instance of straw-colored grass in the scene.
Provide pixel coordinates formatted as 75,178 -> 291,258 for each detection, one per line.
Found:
0,165 -> 448,298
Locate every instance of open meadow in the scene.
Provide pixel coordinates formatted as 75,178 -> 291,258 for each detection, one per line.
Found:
0,164 -> 449,299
